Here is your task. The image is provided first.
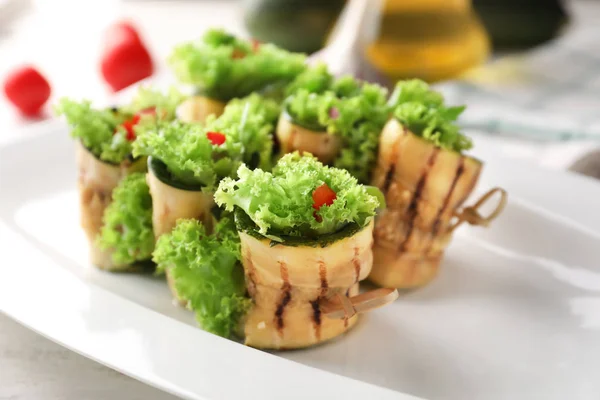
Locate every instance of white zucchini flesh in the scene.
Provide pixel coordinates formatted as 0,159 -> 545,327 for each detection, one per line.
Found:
276,115 -> 341,164
146,170 -> 214,303
176,95 -> 226,124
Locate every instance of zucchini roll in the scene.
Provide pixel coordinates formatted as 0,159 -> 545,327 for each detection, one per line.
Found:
134,94 -> 280,302
169,29 -> 306,123
276,64 -> 388,183
370,80 -> 506,289
55,87 -> 184,269
214,153 -> 395,349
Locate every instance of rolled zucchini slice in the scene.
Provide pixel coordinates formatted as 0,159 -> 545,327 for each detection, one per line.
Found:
275,111 -> 341,165
75,142 -> 146,270
147,157 -> 215,302
369,118 -> 483,289
240,218 -> 374,350
176,95 -> 226,124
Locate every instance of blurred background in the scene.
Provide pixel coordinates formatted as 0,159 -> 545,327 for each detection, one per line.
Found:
1,0 -> 600,177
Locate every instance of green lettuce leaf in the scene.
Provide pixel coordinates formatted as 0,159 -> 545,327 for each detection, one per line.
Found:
168,29 -> 306,101
393,102 -> 472,153
387,79 -> 445,109
283,65 -> 389,182
54,98 -> 132,164
132,120 -> 221,189
125,85 -> 185,121
215,152 -> 379,239
388,79 -> 472,152
153,216 -> 251,338
97,173 -> 154,265
205,93 -> 280,171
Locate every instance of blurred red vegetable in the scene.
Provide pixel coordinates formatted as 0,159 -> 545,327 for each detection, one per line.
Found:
2,66 -> 51,116
100,21 -> 153,92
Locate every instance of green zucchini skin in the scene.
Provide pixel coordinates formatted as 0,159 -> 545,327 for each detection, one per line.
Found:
147,156 -> 204,192
234,208 -> 367,248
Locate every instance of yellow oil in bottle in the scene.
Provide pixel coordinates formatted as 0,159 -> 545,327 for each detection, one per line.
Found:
366,0 -> 491,83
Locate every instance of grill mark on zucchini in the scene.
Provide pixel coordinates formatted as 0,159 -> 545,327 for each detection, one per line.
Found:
352,247 -> 361,283
318,260 -> 328,297
310,299 -> 322,341
244,250 -> 258,297
274,261 -> 291,335
430,158 -> 465,242
382,166 -> 396,193
399,149 -> 439,253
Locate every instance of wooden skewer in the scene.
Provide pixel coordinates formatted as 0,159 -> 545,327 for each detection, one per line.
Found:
450,187 -> 508,233
320,288 -> 399,320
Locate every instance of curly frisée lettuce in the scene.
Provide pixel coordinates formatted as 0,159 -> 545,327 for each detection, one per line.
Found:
54,98 -> 132,164
125,86 -> 185,121
283,64 -> 389,182
168,29 -> 306,101
205,93 -> 280,171
132,120 -> 225,190
97,173 -> 154,265
388,79 -> 472,153
215,152 -> 380,240
153,216 -> 251,338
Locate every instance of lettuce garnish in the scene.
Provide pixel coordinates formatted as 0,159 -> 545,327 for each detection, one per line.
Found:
215,152 -> 379,240
97,173 -> 154,266
153,216 -> 250,338
205,93 -> 280,171
54,98 -> 132,164
169,29 -> 307,101
125,85 -> 185,121
134,93 -> 280,190
283,64 -> 389,182
388,80 -> 472,153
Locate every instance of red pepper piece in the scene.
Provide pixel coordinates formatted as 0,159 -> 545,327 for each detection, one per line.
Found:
206,131 -> 226,146
312,183 -> 337,210
119,114 -> 141,141
100,21 -> 153,92
251,39 -> 261,53
2,66 -> 51,116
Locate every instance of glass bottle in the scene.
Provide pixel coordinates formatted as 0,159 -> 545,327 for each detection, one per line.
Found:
366,0 -> 491,82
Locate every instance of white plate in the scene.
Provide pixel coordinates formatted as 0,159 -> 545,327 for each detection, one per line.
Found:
1,126 -> 600,400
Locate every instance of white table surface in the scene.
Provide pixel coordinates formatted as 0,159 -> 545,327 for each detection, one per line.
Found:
1,1 -> 599,399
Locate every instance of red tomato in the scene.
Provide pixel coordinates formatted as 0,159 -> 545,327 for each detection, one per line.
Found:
206,131 -> 226,146
2,66 -> 51,116
312,183 -> 337,210
109,21 -> 141,44
100,21 -> 153,92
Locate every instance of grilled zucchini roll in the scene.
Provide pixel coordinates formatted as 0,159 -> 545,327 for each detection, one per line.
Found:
55,87 -> 180,269
214,153 -> 392,349
134,94 -> 280,301
276,64 -> 388,182
169,29 -> 306,123
370,80 -> 506,289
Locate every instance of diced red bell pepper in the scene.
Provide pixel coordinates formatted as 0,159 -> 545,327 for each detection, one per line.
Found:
206,131 -> 226,146
312,183 -> 337,210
